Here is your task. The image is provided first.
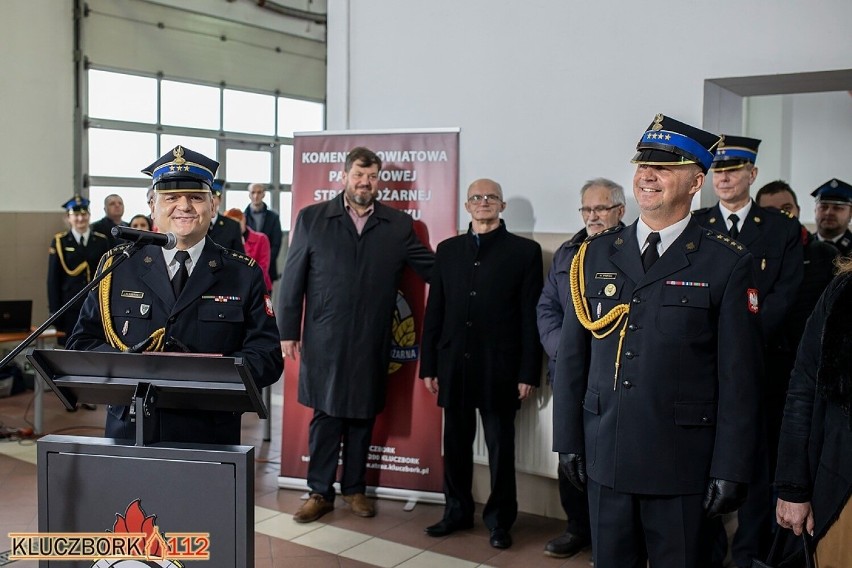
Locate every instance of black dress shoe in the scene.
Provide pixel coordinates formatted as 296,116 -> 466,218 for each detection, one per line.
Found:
424,518 -> 473,537
489,527 -> 512,549
544,531 -> 590,558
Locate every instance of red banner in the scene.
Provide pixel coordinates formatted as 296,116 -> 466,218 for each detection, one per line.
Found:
280,130 -> 459,496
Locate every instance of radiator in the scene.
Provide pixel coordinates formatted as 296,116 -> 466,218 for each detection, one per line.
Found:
472,387 -> 559,478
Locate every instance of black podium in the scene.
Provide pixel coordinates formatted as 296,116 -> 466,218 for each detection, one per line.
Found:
26,349 -> 267,568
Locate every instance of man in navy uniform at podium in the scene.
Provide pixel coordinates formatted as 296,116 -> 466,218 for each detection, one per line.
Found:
67,146 -> 282,445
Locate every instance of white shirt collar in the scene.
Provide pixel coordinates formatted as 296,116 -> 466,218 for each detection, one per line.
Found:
636,214 -> 691,256
162,237 -> 206,277
718,200 -> 752,231
70,228 -> 91,243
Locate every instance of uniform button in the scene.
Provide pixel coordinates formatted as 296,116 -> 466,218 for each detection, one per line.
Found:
218,313 -> 225,319
701,416 -> 709,423
168,316 -> 177,323
681,297 -> 689,304
622,380 -> 633,389
628,323 -> 638,331
125,309 -> 131,315
469,290 -> 477,296
474,261 -> 481,267
466,321 -> 473,327
624,350 -> 634,359
632,296 -> 641,304
464,353 -> 471,359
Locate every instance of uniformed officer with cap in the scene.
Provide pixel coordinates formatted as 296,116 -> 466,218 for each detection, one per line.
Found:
693,137 -> 804,566
47,195 -> 112,345
208,178 -> 245,253
693,135 -> 803,339
552,114 -> 762,568
67,146 -> 282,445
812,177 -> 852,256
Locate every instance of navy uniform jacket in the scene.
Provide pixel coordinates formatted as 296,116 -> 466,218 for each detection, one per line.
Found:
419,222 -> 543,411
692,202 -> 803,339
208,214 -> 246,254
552,219 -> 762,495
67,237 -> 282,444
47,230 -> 112,338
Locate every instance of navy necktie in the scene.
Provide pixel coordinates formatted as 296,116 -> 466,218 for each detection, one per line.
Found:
728,213 -> 740,240
641,232 -> 661,272
171,251 -> 190,298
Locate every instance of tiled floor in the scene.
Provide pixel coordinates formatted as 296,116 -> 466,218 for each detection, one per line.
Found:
0,379 -> 592,567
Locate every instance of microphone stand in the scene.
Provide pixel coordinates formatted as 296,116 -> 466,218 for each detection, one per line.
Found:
0,241 -> 147,370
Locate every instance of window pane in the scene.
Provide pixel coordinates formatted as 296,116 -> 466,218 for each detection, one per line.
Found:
88,70 -> 157,123
88,130 -> 157,178
224,190 -> 271,213
278,98 -> 324,137
225,149 -> 271,183
89,186 -> 151,221
160,135 -> 217,160
279,145 -> 294,185
280,191 -> 292,231
161,80 -> 220,129
223,90 -> 275,135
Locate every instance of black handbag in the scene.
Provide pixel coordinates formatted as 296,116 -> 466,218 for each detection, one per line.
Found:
751,527 -> 815,568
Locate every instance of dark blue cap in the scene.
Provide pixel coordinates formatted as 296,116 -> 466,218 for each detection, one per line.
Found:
142,146 -> 219,192
632,114 -> 722,173
62,194 -> 89,212
811,178 -> 852,205
711,135 -> 761,171
211,178 -> 225,197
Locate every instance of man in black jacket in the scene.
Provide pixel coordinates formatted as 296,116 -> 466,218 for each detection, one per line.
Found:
420,178 -> 543,550
811,178 -> 852,256
244,183 -> 283,285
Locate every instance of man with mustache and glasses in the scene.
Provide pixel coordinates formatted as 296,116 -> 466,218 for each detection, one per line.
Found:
536,177 -> 625,559
278,146 -> 434,524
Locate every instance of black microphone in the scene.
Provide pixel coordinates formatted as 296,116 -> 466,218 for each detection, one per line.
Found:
112,226 -> 177,250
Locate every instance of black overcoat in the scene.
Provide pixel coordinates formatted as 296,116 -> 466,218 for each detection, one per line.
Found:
775,273 -> 852,542
277,195 -> 433,419
67,237 -> 283,444
419,222 -> 543,411
552,219 -> 762,495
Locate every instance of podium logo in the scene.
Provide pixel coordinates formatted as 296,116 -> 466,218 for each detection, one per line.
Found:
8,499 -> 209,565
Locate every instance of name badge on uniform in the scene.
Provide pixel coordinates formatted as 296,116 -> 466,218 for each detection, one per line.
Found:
121,290 -> 145,299
595,272 -> 617,280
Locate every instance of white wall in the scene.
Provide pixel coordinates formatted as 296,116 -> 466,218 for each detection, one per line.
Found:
328,0 -> 852,233
0,0 -> 75,213
747,91 -> 852,226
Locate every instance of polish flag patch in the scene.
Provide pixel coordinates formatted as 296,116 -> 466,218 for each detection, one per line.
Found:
747,288 -> 759,314
264,294 -> 275,317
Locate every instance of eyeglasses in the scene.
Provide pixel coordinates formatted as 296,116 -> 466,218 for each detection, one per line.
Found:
467,194 -> 503,204
578,205 -> 621,215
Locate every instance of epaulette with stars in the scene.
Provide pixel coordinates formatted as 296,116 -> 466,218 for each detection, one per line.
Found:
704,229 -> 748,255
225,249 -> 257,267
583,224 -> 624,243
